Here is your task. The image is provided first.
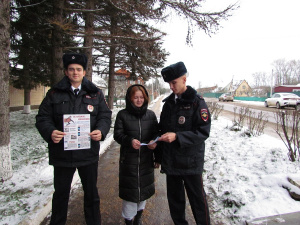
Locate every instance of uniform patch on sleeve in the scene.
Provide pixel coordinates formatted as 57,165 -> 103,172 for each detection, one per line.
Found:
201,109 -> 209,121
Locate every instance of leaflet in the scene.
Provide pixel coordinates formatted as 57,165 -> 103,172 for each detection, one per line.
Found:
63,114 -> 90,150
140,136 -> 160,146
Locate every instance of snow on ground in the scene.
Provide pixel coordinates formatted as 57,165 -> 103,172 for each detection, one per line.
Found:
234,100 -> 265,106
0,107 -> 120,225
204,116 -> 300,224
1,98 -> 300,225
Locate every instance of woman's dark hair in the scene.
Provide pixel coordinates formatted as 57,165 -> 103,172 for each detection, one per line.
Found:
129,86 -> 149,104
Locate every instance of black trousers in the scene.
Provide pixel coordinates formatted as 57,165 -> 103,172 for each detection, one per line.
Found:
166,174 -> 210,225
50,162 -> 101,225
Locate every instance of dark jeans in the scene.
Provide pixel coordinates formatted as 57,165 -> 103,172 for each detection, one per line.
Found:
50,162 -> 101,225
166,174 -> 210,225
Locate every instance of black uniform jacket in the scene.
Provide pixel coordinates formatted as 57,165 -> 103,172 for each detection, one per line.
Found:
114,85 -> 159,203
35,76 -> 112,167
159,86 -> 211,175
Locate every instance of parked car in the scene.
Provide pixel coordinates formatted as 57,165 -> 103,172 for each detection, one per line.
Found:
219,93 -> 234,102
264,92 -> 300,109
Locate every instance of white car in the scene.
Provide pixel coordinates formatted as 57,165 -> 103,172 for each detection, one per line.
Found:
264,93 -> 300,109
219,93 -> 234,102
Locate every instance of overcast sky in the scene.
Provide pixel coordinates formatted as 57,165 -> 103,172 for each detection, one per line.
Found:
160,0 -> 300,89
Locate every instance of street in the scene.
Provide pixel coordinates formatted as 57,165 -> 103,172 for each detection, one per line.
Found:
208,99 -> 298,138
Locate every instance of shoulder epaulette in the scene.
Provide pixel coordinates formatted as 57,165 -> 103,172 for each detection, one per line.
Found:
196,94 -> 204,100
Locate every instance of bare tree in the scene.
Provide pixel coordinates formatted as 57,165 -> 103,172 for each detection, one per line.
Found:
160,0 -> 237,45
274,110 -> 300,162
288,60 -> 300,84
252,72 -> 268,88
272,59 -> 300,86
0,0 -> 13,181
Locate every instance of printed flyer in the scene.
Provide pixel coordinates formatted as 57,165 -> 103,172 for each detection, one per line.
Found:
63,114 -> 90,150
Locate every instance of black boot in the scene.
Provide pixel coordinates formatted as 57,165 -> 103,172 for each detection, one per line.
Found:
125,219 -> 133,225
133,210 -> 143,225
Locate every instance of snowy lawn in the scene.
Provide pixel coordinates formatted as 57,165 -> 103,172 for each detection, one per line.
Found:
1,99 -> 300,224
204,116 -> 300,224
0,108 -> 120,225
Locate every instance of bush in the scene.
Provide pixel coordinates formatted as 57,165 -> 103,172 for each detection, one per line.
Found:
231,106 -> 268,137
274,109 -> 300,162
207,101 -> 224,120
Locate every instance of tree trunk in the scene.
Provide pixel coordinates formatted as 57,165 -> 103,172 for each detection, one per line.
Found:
83,0 -> 95,81
107,15 -> 118,109
0,0 -> 12,181
51,0 -> 64,86
22,54 -> 31,114
23,89 -> 31,114
107,45 -> 116,109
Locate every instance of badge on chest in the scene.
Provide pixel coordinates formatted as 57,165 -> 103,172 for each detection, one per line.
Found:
87,105 -> 94,112
178,116 -> 185,124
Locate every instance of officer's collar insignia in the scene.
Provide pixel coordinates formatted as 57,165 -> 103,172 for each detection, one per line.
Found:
201,109 -> 208,122
86,95 -> 91,99
72,56 -> 75,59
178,116 -> 185,124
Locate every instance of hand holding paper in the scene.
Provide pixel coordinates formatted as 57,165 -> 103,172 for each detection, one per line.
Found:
147,140 -> 157,150
140,136 -> 160,146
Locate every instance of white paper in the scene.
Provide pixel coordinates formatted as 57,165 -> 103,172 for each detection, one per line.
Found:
63,114 -> 91,150
140,136 -> 160,146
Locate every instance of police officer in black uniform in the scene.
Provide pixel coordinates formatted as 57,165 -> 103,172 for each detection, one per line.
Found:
158,62 -> 211,225
36,53 -> 112,225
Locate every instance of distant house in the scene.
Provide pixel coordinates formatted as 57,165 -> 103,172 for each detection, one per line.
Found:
274,84 -> 300,93
196,85 -> 218,94
92,75 -> 108,96
222,80 -> 252,97
9,85 -> 50,111
233,80 -> 252,97
222,81 -> 235,94
114,68 -> 145,98
252,86 -> 270,97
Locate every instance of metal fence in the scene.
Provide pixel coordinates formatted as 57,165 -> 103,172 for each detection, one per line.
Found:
201,91 -> 300,102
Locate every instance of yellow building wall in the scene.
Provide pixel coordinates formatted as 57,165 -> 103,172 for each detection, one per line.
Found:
9,85 -> 49,107
235,81 -> 252,97
234,81 -> 252,97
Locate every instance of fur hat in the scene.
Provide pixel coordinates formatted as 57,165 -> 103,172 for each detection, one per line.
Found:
63,53 -> 88,70
161,61 -> 187,82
